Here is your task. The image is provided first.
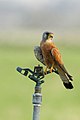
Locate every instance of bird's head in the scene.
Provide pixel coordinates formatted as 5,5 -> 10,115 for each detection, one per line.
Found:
42,31 -> 54,41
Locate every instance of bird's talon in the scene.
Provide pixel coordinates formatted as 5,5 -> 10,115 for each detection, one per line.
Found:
44,70 -> 47,75
44,67 -> 48,75
50,67 -> 53,73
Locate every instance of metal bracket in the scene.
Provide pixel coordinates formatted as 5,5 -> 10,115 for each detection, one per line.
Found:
16,64 -> 59,86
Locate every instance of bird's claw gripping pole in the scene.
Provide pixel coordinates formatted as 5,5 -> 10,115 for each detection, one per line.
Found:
16,65 -> 59,120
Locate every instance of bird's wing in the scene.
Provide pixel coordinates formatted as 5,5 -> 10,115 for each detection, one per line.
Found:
34,46 -> 45,65
51,48 -> 73,89
51,47 -> 72,80
51,47 -> 63,65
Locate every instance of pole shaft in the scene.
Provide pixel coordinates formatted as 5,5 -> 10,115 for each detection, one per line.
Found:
33,104 -> 40,120
32,92 -> 42,120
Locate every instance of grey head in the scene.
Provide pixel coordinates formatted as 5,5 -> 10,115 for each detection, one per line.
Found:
42,31 -> 54,41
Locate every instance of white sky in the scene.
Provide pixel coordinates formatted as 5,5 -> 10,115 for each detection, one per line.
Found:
1,0 -> 80,9
2,0 -> 62,8
23,0 -> 64,10
14,0 -> 61,5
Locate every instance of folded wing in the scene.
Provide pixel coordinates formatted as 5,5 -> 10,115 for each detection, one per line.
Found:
51,48 -> 73,89
34,46 -> 45,65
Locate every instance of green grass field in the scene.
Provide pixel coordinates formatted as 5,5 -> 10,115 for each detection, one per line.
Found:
0,43 -> 80,120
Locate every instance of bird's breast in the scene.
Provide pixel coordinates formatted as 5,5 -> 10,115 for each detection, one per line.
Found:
40,42 -> 55,68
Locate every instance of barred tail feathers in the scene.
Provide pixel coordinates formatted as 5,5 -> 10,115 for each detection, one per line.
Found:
57,67 -> 73,89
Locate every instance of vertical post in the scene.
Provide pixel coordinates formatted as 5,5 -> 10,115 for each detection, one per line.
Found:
16,66 -> 59,120
32,85 -> 42,120
16,65 -> 45,120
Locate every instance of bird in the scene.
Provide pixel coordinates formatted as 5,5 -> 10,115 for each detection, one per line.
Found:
34,31 -> 73,89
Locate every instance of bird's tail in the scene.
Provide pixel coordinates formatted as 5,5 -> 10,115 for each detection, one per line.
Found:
57,67 -> 73,89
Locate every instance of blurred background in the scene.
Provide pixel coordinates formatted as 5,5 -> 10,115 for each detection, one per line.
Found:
0,0 -> 80,120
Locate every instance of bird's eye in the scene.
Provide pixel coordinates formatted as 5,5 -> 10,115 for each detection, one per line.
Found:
50,35 -> 53,38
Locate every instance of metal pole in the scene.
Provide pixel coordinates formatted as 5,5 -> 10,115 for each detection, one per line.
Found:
16,65 -> 58,120
32,86 -> 42,120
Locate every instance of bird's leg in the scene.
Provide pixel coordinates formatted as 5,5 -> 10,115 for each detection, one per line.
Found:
50,65 -> 54,73
44,66 -> 48,74
50,67 -> 53,73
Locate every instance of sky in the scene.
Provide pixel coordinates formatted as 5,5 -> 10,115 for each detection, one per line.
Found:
0,0 -> 80,44
0,0 -> 80,31
7,0 -> 60,5
0,0 -> 64,9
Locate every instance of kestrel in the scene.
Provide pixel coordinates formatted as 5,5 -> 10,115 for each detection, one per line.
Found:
34,32 -> 73,89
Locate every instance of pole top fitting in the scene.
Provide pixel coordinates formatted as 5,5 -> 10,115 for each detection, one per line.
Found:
16,65 -> 45,87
